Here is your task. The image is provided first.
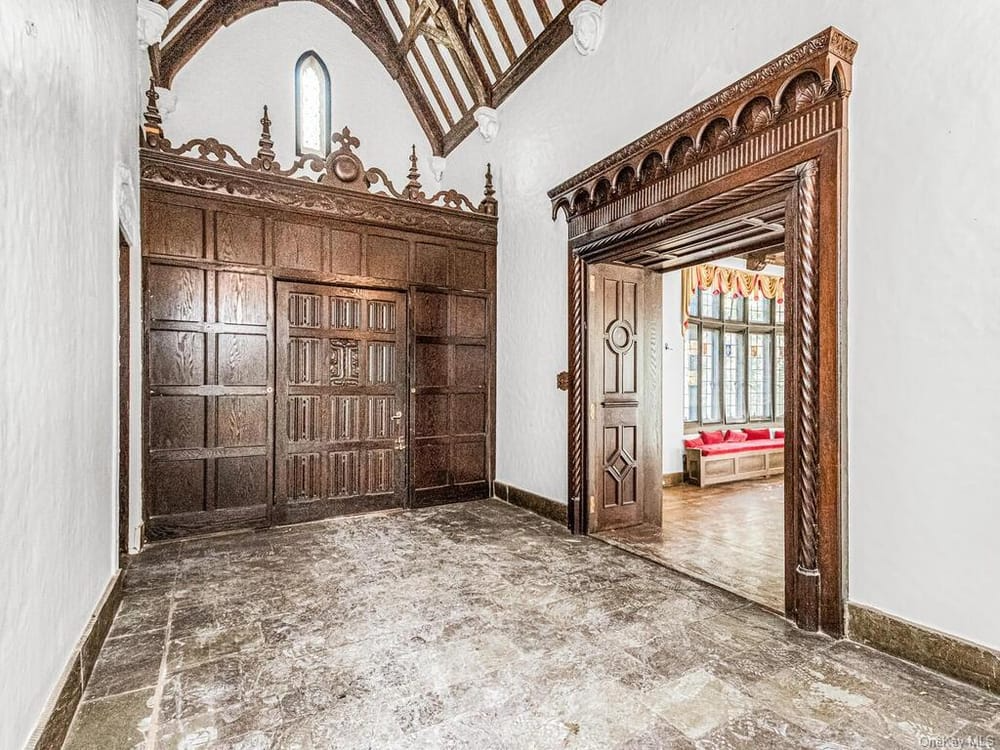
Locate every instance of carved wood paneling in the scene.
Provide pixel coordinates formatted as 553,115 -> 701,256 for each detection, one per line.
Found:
141,153 -> 496,538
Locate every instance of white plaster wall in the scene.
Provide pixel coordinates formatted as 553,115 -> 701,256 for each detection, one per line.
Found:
0,1 -> 138,746
446,1 -> 1000,649
167,1 -> 435,189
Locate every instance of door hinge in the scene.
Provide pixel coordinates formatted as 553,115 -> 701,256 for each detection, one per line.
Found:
590,402 -> 595,419
589,495 -> 596,514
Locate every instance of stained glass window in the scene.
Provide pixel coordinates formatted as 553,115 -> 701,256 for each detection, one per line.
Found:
296,52 -> 331,157
724,332 -> 747,422
701,328 -> 721,423
699,289 -> 721,319
723,291 -> 744,322
775,332 -> 786,419
683,265 -> 785,427
748,295 -> 772,324
684,324 -> 700,422
748,333 -> 774,420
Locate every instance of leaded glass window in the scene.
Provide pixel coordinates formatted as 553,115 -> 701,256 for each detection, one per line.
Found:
296,52 -> 331,157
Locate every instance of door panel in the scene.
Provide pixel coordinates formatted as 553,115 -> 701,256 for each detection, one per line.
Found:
276,282 -> 408,522
588,264 -> 661,532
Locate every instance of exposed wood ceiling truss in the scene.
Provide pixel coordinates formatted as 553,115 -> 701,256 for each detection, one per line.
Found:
154,0 -> 604,155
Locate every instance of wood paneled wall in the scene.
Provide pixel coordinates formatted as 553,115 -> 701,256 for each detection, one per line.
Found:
142,187 -> 495,539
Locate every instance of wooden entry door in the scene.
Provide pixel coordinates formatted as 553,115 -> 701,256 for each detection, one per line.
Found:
587,264 -> 661,532
276,282 -> 408,522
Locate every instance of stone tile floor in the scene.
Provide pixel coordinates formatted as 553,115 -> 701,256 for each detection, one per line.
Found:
598,480 -> 784,611
64,499 -> 1000,749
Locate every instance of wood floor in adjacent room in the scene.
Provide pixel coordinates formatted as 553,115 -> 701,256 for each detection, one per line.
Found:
64,500 -> 999,749
599,479 -> 785,612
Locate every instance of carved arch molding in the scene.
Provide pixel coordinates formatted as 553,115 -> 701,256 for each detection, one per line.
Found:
550,27 -> 856,635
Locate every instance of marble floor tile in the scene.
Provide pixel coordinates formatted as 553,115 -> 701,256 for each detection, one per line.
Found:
63,499 -> 998,749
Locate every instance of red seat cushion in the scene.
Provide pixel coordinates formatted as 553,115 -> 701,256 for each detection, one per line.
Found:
684,437 -> 705,449
774,429 -> 785,438
700,430 -> 725,445
743,428 -> 772,440
698,438 -> 784,456
724,430 -> 748,443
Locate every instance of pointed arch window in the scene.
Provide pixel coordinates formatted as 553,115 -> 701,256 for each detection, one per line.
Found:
295,52 -> 331,157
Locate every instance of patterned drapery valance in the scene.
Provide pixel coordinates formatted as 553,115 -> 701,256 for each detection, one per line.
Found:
682,264 -> 785,327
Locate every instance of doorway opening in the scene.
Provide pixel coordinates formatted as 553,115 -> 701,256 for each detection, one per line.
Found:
598,244 -> 788,612
550,26 -> 855,634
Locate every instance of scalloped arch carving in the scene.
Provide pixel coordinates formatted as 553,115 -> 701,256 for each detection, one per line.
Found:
548,27 -> 858,220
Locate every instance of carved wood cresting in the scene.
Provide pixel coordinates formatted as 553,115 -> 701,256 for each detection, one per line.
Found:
552,27 -> 856,636
142,82 -> 497,241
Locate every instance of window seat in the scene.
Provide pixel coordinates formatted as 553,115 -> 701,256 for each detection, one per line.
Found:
685,436 -> 784,487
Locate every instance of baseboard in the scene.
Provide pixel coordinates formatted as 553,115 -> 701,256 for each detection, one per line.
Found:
494,481 -> 567,525
662,472 -> 684,488
27,570 -> 125,750
848,602 -> 1000,695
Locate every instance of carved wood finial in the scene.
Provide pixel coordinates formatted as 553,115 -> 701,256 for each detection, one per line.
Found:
255,105 -> 276,170
142,77 -> 164,144
405,145 -> 423,200
479,162 -> 497,216
332,126 -> 360,153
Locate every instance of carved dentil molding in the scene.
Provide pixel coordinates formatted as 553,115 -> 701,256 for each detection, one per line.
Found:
137,0 -> 168,50
569,1 -> 604,56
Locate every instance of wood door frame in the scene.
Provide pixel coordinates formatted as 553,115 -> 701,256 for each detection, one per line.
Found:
550,28 -> 856,635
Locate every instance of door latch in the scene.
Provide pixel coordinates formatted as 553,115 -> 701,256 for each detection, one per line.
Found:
395,435 -> 407,451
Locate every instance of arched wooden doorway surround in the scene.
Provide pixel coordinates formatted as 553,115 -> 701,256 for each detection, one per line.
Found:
549,27 -> 857,635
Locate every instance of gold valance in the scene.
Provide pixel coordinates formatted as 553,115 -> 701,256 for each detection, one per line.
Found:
682,264 -> 785,327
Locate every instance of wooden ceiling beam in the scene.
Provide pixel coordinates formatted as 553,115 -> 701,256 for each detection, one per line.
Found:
531,0 -> 552,25
432,0 -> 490,104
479,0 -> 517,64
469,11 -> 502,78
505,0 -> 535,46
396,1 -> 433,56
158,0 -> 603,156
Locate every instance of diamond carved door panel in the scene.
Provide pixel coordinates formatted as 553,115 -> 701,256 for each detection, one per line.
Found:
587,264 -> 662,532
276,282 -> 407,522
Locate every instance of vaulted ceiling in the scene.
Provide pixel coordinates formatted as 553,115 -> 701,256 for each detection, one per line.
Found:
153,0 -> 604,155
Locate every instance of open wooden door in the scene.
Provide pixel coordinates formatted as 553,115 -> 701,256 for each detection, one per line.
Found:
587,264 -> 662,533
275,282 -> 408,523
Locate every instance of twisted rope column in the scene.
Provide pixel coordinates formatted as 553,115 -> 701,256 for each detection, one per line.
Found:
795,159 -> 821,630
568,252 -> 586,533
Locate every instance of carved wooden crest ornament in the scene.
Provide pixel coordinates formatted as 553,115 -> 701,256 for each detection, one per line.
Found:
140,81 -> 498,241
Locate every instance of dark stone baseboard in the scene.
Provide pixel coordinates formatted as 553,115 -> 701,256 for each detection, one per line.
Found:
27,570 -> 125,750
662,472 -> 684,488
494,481 -> 567,525
848,602 -> 1000,695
